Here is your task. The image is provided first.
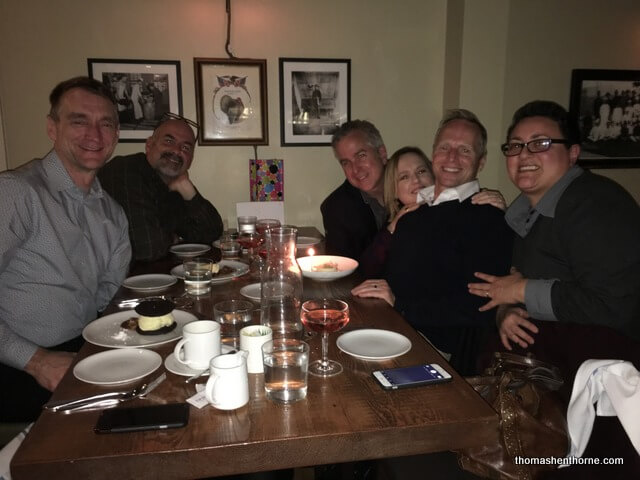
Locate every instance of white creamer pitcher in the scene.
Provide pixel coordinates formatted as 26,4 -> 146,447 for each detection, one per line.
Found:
205,351 -> 249,410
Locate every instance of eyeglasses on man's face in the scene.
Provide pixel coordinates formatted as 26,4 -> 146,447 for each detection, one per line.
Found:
160,112 -> 199,131
501,138 -> 569,156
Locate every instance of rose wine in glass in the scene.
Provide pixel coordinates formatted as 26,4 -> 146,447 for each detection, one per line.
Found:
300,299 -> 349,376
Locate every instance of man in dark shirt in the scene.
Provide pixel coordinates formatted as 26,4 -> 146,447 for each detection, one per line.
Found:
385,109 -> 513,375
320,120 -> 388,262
99,115 -> 223,262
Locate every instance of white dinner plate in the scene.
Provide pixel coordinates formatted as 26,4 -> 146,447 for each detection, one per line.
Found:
170,260 -> 249,285
240,282 -> 261,302
83,309 -> 198,348
164,345 -> 234,377
336,329 -> 412,360
122,274 -> 177,293
73,349 -> 162,385
169,243 -> 211,258
296,236 -> 321,250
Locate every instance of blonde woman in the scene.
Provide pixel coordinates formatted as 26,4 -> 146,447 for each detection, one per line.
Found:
355,146 -> 505,299
358,146 -> 434,278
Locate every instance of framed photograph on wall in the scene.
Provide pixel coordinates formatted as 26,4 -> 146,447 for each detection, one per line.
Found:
194,58 -> 268,146
88,58 -> 182,142
569,68 -> 640,168
279,58 -> 350,146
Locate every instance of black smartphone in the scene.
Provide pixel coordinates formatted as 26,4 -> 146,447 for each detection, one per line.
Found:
372,363 -> 453,390
94,403 -> 189,434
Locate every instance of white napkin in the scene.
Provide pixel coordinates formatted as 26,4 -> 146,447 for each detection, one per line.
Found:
186,384 -> 209,409
566,359 -> 640,461
0,423 -> 32,480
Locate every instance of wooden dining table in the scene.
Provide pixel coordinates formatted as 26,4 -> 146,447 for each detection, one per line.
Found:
11,227 -> 498,479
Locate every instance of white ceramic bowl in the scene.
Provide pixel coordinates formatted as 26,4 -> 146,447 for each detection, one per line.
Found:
297,255 -> 358,282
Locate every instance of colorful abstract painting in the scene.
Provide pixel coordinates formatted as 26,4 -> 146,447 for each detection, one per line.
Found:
250,159 -> 284,201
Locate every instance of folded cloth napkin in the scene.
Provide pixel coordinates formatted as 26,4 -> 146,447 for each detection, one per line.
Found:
566,359 -> 640,462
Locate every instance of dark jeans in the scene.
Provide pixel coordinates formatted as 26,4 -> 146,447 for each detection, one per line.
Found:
0,336 -> 84,422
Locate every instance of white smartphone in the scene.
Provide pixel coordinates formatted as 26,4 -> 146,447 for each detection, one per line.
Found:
372,363 -> 452,390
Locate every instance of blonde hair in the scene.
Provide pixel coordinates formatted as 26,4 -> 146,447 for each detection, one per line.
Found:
383,146 -> 433,218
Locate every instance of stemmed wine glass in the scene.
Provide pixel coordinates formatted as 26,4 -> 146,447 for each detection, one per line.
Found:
300,299 -> 349,376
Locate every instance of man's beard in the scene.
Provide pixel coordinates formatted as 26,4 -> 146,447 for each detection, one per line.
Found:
158,151 -> 184,177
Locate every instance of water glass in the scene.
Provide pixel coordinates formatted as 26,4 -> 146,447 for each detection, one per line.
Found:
220,239 -> 240,259
262,338 -> 309,403
214,299 -> 255,349
237,216 -> 257,234
183,257 -> 213,296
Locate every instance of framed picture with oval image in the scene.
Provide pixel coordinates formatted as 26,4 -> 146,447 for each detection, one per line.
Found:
569,68 -> 640,168
194,58 -> 268,146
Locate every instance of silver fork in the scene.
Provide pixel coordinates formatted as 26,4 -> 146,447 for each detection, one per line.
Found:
46,373 -> 166,413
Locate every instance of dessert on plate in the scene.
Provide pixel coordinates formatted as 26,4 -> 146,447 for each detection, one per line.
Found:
120,299 -> 177,335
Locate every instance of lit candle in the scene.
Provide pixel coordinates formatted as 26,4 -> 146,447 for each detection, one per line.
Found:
307,247 -> 315,257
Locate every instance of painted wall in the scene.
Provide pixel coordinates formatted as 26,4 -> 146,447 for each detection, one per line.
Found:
1,0 -> 638,234
0,0 -> 447,231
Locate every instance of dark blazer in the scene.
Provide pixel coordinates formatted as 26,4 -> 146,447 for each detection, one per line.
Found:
320,180 -> 379,262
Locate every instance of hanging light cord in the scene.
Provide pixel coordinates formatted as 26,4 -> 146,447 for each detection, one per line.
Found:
225,0 -> 236,59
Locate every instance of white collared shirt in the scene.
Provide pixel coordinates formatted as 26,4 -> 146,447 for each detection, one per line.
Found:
416,180 -> 480,206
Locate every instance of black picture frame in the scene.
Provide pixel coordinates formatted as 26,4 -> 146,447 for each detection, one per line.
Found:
87,58 -> 182,142
279,58 -> 351,146
569,68 -> 640,168
194,58 -> 268,146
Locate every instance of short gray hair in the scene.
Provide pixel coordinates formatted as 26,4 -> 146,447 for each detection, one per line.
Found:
433,109 -> 487,158
331,120 -> 385,151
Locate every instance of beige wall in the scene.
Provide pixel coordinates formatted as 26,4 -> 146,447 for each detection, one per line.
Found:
501,0 -> 640,200
1,0 -> 639,232
0,0 -> 447,231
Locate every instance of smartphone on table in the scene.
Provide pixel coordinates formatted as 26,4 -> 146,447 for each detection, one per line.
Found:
94,403 -> 190,434
372,363 -> 452,390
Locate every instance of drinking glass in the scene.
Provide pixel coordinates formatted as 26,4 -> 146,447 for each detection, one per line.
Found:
300,299 -> 349,376
214,299 -> 255,349
255,218 -> 281,235
262,338 -> 309,403
237,216 -> 257,234
238,232 -> 263,278
183,257 -> 213,296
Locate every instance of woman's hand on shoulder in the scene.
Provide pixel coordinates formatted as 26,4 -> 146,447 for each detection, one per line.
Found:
388,202 -> 422,234
471,189 -> 506,211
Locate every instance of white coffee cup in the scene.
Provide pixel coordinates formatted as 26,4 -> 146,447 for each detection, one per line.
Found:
205,351 -> 249,410
239,325 -> 272,374
173,320 -> 221,370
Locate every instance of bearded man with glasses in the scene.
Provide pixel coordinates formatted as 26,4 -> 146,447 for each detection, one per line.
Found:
99,113 -> 223,262
469,101 -> 640,399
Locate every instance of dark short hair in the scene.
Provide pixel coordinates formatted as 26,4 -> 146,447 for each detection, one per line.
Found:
331,119 -> 385,151
49,76 -> 117,120
433,109 -> 487,158
506,100 -> 580,145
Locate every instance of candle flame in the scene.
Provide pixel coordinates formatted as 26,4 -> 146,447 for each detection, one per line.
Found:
307,247 -> 315,257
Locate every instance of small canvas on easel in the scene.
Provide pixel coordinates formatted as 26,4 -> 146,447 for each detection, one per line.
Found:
250,159 -> 284,201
